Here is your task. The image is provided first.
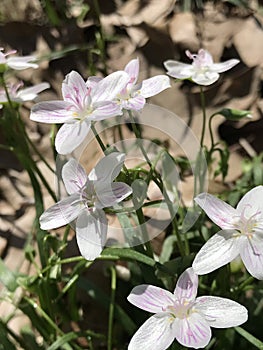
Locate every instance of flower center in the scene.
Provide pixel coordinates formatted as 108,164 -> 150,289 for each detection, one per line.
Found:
80,183 -> 97,209
117,87 -> 131,102
186,49 -> 212,76
234,205 -> 261,237
164,300 -> 193,319
66,86 -> 93,121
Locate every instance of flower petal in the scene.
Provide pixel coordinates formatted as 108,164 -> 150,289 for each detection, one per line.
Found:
30,101 -> 74,123
7,56 -> 38,70
192,71 -> 219,86
95,182 -> 132,208
128,314 -> 175,350
191,49 -> 214,66
194,193 -> 237,229
124,58 -> 139,84
88,152 -> 125,182
195,296 -> 248,328
240,235 -> 263,279
17,83 -> 50,101
86,76 -> 102,89
62,70 -> 88,105
91,101 -> 122,121
173,312 -> 211,349
192,230 -> 241,275
211,59 -> 240,73
174,267 -> 198,303
163,60 -> 193,79
40,194 -> 83,230
76,209 -> 107,260
139,75 -> 171,98
62,158 -> 87,194
127,285 -> 174,313
92,71 -> 130,102
55,120 -> 91,155
236,185 -> 263,217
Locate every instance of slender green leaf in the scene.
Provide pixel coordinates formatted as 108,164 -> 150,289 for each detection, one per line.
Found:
235,327 -> 263,349
0,322 -> 16,350
102,247 -> 156,267
19,298 -> 54,341
47,333 -> 78,350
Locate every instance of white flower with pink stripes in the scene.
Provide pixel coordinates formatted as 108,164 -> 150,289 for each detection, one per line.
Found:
193,186 -> 263,279
117,58 -> 171,110
0,48 -> 38,70
30,70 -> 130,154
0,81 -> 50,108
164,49 -> 239,86
40,152 -> 132,260
127,268 -> 247,349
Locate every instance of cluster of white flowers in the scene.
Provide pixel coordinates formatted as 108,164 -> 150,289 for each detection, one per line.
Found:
3,46 -> 261,349
0,48 -> 50,108
30,58 -> 170,154
125,51 -> 263,349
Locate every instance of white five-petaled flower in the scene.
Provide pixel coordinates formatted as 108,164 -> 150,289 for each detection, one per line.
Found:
127,268 -> 247,350
164,49 -> 239,86
0,82 -> 50,108
0,48 -> 38,71
30,70 -> 130,154
193,186 -> 263,279
40,152 -> 132,260
116,58 -> 171,110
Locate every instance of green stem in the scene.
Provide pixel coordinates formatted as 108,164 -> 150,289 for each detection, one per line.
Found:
50,124 -> 57,162
135,207 -> 154,257
91,122 -> 107,152
127,110 -> 152,166
208,113 -> 217,151
117,121 -> 127,153
107,266 -> 117,350
0,74 -> 13,108
25,131 -> 55,173
106,199 -> 164,214
32,161 -> 57,202
62,224 -> 71,245
24,297 -> 64,336
199,86 -> 206,148
161,183 -> 185,256
127,111 -> 185,256
147,150 -> 184,255
237,276 -> 254,291
91,121 -> 131,181
17,114 -> 57,202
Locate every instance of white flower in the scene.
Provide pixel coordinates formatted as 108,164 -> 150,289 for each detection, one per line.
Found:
40,152 -> 132,260
127,268 -> 247,350
0,48 -> 38,70
86,58 -> 171,111
164,49 -> 239,86
0,82 -> 50,108
30,70 -> 130,154
116,58 -> 171,110
193,186 -> 263,279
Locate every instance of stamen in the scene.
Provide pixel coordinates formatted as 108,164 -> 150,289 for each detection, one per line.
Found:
186,50 -> 194,60
233,204 -> 262,236
247,236 -> 260,256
